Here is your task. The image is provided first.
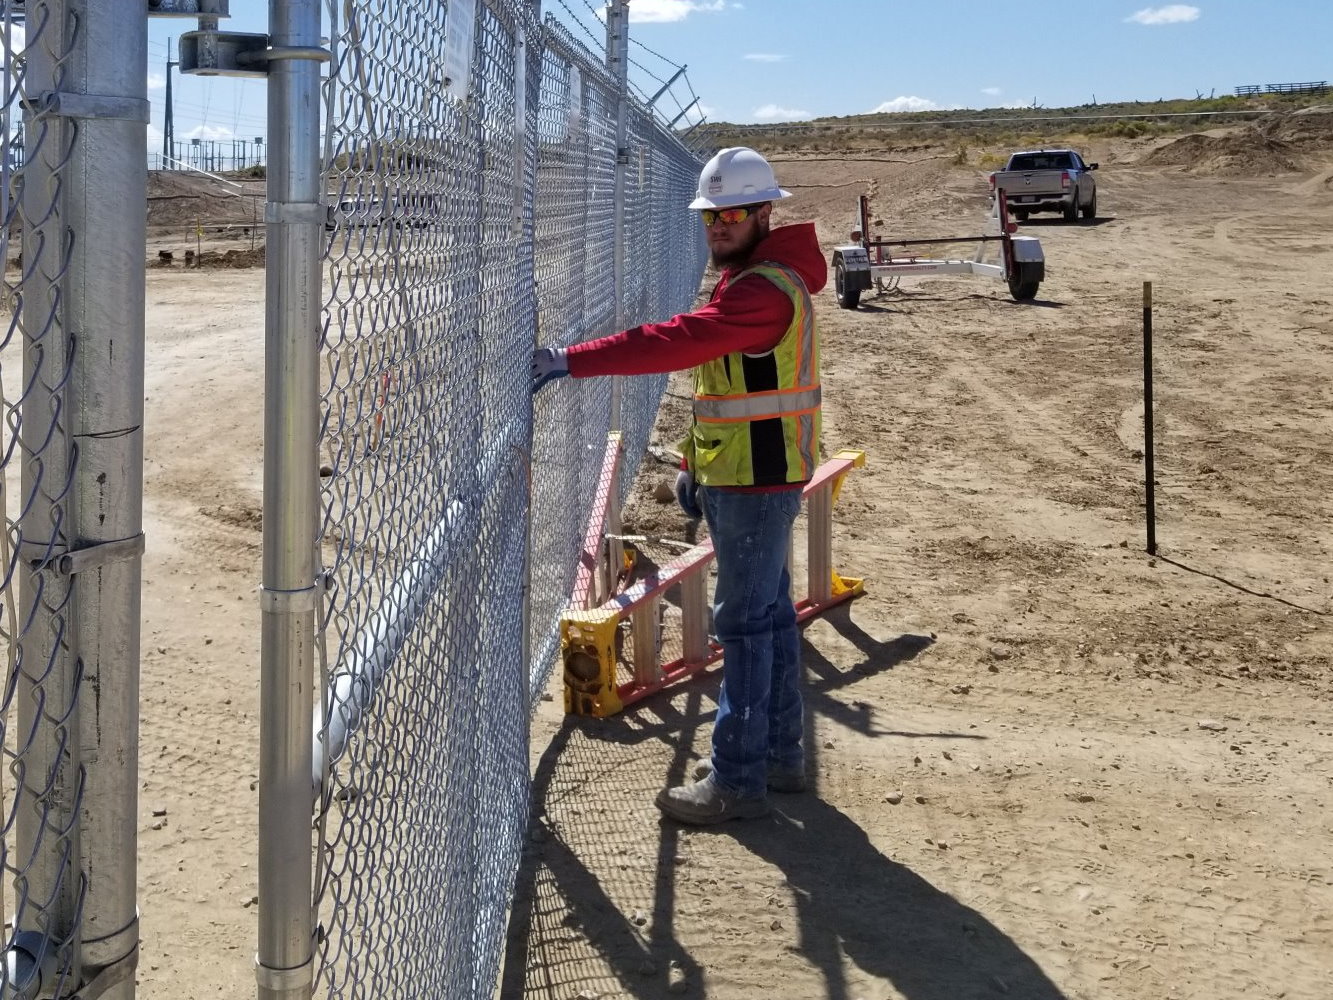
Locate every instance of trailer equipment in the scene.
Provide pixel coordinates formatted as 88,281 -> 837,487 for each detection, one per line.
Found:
830,190 -> 1045,309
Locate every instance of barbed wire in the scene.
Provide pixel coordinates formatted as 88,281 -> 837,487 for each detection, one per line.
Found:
553,0 -> 605,53
628,55 -> 666,88
578,0 -> 606,26
545,1 -> 704,136
629,34 -> 683,72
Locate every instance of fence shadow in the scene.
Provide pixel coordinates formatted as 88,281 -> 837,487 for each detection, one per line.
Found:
1157,555 -> 1328,616
501,703 -> 708,1000
503,603 -> 1003,997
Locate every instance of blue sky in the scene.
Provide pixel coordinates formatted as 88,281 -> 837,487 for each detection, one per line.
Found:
146,0 -> 1332,148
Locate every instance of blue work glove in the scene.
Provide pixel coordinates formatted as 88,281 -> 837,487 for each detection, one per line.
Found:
531,346 -> 569,394
674,469 -> 702,520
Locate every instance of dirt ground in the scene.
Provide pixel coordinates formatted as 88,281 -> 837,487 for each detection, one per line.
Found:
108,115 -> 1331,998
508,121 -> 1333,1000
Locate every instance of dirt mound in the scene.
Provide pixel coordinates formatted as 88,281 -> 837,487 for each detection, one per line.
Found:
1141,129 -> 1301,176
150,246 -> 265,269
148,170 -> 264,227
1142,111 -> 1333,176
1258,107 -> 1333,146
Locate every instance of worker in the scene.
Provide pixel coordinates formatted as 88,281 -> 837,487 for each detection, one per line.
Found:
531,147 -> 826,824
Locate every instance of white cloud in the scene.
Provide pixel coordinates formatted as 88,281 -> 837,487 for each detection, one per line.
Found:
147,72 -> 166,92
744,53 -> 786,63
629,0 -> 726,23
981,86 -> 1002,96
1125,5 -> 1200,24
870,95 -> 940,114
752,103 -> 811,122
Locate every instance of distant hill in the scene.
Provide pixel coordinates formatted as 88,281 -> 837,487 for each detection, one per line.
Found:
693,93 -> 1331,154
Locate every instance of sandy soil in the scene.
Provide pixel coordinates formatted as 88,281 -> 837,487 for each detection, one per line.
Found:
111,121 -> 1331,998
508,127 -> 1333,1000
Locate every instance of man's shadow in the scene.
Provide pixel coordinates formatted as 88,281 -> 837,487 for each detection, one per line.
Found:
725,796 -> 1070,1000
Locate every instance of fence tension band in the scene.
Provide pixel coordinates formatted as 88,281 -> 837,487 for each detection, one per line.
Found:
28,92 -> 151,123
25,533 -> 147,576
73,948 -> 139,1000
180,31 -> 329,77
254,953 -> 314,993
259,585 -> 319,615
266,202 -> 326,226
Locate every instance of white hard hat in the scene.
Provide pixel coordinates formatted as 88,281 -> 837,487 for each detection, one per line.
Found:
688,147 -> 792,209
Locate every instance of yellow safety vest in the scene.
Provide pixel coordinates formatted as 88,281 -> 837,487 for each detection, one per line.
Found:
687,262 -> 821,487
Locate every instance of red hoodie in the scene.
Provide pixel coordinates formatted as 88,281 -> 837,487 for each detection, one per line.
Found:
565,221 -> 828,378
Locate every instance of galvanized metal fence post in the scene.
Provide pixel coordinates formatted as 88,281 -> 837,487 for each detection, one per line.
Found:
607,0 -> 629,432
258,1 -> 322,998
10,2 -> 147,997
69,4 -> 149,996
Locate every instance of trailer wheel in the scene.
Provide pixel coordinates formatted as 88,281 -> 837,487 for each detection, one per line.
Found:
1081,191 -> 1097,221
835,260 -> 861,310
1008,262 -> 1041,301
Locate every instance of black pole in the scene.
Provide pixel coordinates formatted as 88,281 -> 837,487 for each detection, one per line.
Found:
1142,281 -> 1157,555
164,39 -> 176,163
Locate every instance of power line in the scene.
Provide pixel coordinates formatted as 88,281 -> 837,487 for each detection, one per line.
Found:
715,108 -> 1282,131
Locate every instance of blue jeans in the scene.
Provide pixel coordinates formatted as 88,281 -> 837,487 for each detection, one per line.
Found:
700,486 -> 804,799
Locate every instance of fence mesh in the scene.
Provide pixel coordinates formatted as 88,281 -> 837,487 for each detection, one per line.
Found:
311,2 -> 705,997
1,3 -> 84,995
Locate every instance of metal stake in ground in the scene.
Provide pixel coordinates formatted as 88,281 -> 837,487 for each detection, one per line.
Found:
1143,281 -> 1157,555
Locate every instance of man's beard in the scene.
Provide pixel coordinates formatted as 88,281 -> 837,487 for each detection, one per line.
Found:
711,226 -> 765,268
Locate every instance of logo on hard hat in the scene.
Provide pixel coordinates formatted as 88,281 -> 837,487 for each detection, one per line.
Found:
707,172 -> 723,194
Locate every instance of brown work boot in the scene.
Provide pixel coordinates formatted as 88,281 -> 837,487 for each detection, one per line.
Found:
655,774 -> 770,825
691,757 -> 807,794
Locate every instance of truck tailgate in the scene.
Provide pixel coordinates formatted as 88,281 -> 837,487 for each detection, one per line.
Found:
995,170 -> 1067,199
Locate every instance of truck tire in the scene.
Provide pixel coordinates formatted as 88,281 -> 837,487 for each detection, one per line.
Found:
1007,261 -> 1041,301
1013,209 -> 1029,222
1062,196 -> 1078,222
835,260 -> 861,310
1081,191 -> 1097,220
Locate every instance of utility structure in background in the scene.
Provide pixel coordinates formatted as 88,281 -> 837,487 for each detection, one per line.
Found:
163,35 -> 177,160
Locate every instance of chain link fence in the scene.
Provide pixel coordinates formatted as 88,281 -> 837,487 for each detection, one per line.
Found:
1,6 -> 82,992
308,2 -> 705,998
1,2 -> 145,998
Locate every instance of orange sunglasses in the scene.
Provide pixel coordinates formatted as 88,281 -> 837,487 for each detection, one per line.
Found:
701,203 -> 765,226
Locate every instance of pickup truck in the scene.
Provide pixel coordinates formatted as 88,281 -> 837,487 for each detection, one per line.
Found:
988,149 -> 1098,222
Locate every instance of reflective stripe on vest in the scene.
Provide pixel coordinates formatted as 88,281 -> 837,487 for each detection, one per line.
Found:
693,385 -> 822,421
689,261 -> 821,486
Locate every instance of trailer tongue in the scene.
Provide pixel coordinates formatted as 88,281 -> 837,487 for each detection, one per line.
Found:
831,191 -> 1045,309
